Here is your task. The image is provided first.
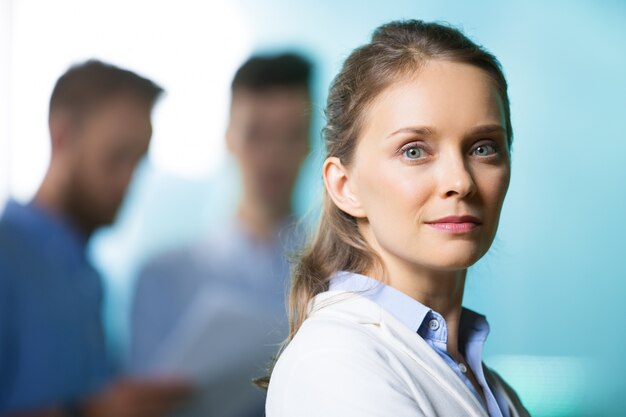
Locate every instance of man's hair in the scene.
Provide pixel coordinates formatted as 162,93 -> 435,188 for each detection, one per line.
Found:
49,59 -> 164,122
231,53 -> 312,94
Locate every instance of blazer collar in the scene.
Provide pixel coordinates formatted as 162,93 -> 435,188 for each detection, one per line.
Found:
310,290 -> 490,417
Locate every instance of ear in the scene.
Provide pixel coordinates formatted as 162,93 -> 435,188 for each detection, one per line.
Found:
48,110 -> 77,156
323,156 -> 366,218
225,124 -> 235,153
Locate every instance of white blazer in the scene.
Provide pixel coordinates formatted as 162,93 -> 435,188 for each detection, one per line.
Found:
266,290 -> 530,417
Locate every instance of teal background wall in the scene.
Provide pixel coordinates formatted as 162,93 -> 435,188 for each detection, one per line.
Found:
80,1 -> 626,416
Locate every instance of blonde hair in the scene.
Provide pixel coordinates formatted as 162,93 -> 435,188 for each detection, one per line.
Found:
256,19 -> 512,389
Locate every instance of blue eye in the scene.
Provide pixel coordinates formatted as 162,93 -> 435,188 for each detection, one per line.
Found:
472,144 -> 497,157
404,146 -> 424,159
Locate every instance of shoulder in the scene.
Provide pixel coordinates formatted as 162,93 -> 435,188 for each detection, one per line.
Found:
140,245 -> 196,274
279,291 -> 387,359
136,221 -> 245,285
287,312 -> 383,359
0,208 -> 30,256
0,209 -> 44,283
269,311 -> 397,390
136,242 -> 210,286
132,246 -> 203,314
270,291 -> 390,375
266,294 -> 422,417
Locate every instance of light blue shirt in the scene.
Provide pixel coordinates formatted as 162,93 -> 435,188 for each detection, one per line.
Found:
0,200 -> 110,413
329,271 -> 510,417
130,219 -> 301,417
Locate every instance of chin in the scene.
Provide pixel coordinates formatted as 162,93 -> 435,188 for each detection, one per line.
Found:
103,213 -> 119,226
416,244 -> 487,271
94,208 -> 119,229
445,253 -> 485,270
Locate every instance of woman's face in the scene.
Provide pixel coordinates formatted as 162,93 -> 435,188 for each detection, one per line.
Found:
338,59 -> 510,272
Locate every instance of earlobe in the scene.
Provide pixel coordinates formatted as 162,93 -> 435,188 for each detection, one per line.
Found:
225,126 -> 235,153
323,157 -> 366,218
48,110 -> 74,154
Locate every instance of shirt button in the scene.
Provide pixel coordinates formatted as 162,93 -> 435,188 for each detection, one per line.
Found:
458,363 -> 468,373
428,319 -> 440,331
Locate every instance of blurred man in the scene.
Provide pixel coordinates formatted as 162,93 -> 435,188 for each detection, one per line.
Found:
130,53 -> 312,417
0,60 -> 190,417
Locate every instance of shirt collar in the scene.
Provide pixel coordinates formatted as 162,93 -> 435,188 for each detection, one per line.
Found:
329,271 -> 430,332
328,270 -> 490,344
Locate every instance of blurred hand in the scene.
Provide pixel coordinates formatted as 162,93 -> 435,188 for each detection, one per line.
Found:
82,376 -> 193,417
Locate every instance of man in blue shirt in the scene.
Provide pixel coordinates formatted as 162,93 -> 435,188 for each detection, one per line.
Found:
0,60 -> 190,417
130,53 -> 313,417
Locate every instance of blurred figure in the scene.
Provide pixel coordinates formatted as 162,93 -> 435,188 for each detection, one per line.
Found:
130,53 -> 312,417
0,60 -> 190,416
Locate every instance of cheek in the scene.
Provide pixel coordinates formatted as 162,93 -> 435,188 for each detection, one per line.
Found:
77,150 -> 125,205
475,164 -> 510,214
73,149 -> 100,188
472,164 -> 510,248
235,143 -> 261,166
356,158 -> 433,236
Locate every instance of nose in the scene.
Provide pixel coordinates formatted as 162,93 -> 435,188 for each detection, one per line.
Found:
436,151 -> 477,199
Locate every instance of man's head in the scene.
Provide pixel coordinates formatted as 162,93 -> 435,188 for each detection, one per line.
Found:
47,60 -> 163,233
227,53 -> 312,216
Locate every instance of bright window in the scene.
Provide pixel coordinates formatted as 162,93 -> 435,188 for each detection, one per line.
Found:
1,0 -> 251,204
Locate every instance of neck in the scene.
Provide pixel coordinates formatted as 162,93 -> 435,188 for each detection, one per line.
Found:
237,195 -> 291,242
362,226 -> 467,356
383,261 -> 467,356
375,259 -> 466,319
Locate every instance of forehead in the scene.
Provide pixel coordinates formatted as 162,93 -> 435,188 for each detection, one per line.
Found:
95,92 -> 151,115
362,60 -> 506,137
77,93 -> 153,149
74,92 -> 151,127
230,87 -> 311,125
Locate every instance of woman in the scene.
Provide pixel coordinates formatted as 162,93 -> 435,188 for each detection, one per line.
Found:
263,20 -> 530,417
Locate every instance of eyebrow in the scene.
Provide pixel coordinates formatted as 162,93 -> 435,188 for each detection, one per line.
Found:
386,123 -> 506,139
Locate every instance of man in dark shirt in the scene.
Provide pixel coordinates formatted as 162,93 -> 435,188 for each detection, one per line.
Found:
0,60 -> 189,417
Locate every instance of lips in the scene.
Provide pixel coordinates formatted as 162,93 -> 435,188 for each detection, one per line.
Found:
425,215 -> 482,233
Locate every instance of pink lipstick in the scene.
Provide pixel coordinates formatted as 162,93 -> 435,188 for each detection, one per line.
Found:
425,215 -> 481,233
